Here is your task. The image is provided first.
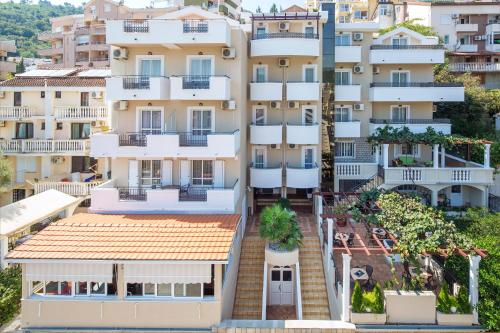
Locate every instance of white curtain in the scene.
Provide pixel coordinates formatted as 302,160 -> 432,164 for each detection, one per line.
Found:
124,263 -> 211,284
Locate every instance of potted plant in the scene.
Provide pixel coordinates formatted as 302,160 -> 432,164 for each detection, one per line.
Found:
436,284 -> 474,326
350,207 -> 362,224
260,203 -> 303,266
333,203 -> 350,227
351,282 -> 387,324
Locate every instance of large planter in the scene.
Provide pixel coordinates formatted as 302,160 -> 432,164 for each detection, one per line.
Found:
436,312 -> 474,326
385,290 -> 436,324
335,214 -> 348,227
351,311 -> 387,324
265,242 -> 299,266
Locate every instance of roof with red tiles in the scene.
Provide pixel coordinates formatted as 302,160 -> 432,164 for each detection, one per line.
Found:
0,67 -> 108,88
6,213 -> 240,262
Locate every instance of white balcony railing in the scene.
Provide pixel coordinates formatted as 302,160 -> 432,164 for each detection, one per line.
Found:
369,45 -> 445,64
105,76 -> 170,101
0,139 -> 90,155
335,163 -> 378,179
250,124 -> 282,145
55,106 -> 108,121
0,106 -> 39,120
383,167 -> 494,185
32,181 -> 103,196
449,62 -> 500,72
286,124 -> 319,144
250,33 -> 320,57
170,76 -> 230,100
286,164 -> 319,189
335,121 -> 361,138
335,85 -> 361,102
368,119 -> 451,135
286,82 -> 320,101
456,23 -> 478,32
456,44 -> 478,53
250,82 -> 283,101
369,82 -> 464,102
335,45 -> 362,63
250,165 -> 283,188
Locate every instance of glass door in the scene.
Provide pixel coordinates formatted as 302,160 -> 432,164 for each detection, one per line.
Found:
254,106 -> 266,125
304,148 -> 314,169
392,71 -> 409,87
189,57 -> 212,88
141,109 -> 162,135
391,106 -> 409,122
192,160 -> 213,186
335,107 -> 350,122
139,58 -> 162,77
335,71 -> 350,85
303,107 -> 315,125
254,148 -> 266,169
191,109 -> 212,136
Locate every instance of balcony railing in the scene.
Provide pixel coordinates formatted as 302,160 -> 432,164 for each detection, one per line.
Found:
117,131 -> 234,148
32,181 -> 103,196
0,106 -> 38,120
252,32 -> 319,40
118,133 -> 147,147
0,139 -> 90,154
370,82 -> 463,88
123,20 -> 149,33
369,118 -> 450,124
370,45 -> 444,49
122,76 -> 151,90
55,106 -> 108,120
182,20 -> 208,33
118,187 -> 147,201
179,132 -> 209,147
449,62 -> 500,72
181,75 -> 210,89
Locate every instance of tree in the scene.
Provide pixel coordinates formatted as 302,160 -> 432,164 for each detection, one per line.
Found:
16,57 -> 25,74
259,203 -> 303,251
269,3 -> 278,13
255,5 -> 262,13
379,19 -> 439,38
0,154 -> 13,192
0,266 -> 22,325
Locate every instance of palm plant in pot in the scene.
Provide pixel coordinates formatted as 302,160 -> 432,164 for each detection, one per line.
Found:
333,203 -> 350,227
259,203 -> 303,251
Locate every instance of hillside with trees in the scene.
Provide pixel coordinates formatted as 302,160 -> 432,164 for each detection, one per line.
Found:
0,0 -> 83,58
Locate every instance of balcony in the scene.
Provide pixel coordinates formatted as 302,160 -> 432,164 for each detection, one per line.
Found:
55,106 -> 108,121
250,164 -> 282,188
250,32 -> 320,57
76,42 -> 109,52
250,124 -> 282,144
286,82 -> 320,101
369,119 -> 451,135
383,167 -> 493,186
250,82 -> 283,101
456,44 -> 478,53
449,62 -> 500,72
106,19 -> 231,47
0,139 -> 90,155
32,180 -> 103,197
286,164 -> 319,189
38,31 -> 63,41
286,123 -> 319,144
485,25 -> 500,52
335,84 -> 361,102
369,45 -> 445,64
335,120 -> 361,138
369,82 -> 464,102
0,106 -> 41,120
170,76 -> 230,100
335,46 -> 362,63
335,163 -> 378,179
456,23 -> 478,32
106,76 -> 169,100
38,47 -> 63,57
90,179 -> 239,214
91,131 -> 240,158
0,61 -> 16,74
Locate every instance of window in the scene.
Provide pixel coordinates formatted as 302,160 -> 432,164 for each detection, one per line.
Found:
14,92 -> 21,106
41,122 -> 45,130
335,141 -> 355,158
338,15 -> 350,23
127,283 -> 143,296
354,10 -> 367,19
43,281 -> 72,296
335,70 -> 351,85
391,106 -> 409,122
192,160 -> 213,186
138,57 -> 162,77
303,65 -> 316,82
335,106 -> 351,122
303,147 -> 315,169
12,189 -> 26,203
391,71 -> 409,87
77,35 -> 89,45
379,5 -> 388,16
339,4 -> 349,12
304,26 -> 314,38
56,122 -> 63,130
253,106 -> 266,125
256,27 -> 266,37
397,143 -> 420,157
71,123 -> 91,139
40,91 -> 45,99
191,108 -> 212,135
175,283 -> 202,297
125,282 -> 207,298
71,156 -> 97,173
80,92 -> 89,107
302,106 -> 316,125
254,147 -> 266,168
157,283 -> 172,296
254,65 -> 267,83
392,37 -> 408,46
444,35 -> 450,44
55,91 -> 62,99
140,109 -> 162,134
335,34 -> 351,46
188,56 -> 213,80
140,160 -> 161,187
15,123 -> 34,139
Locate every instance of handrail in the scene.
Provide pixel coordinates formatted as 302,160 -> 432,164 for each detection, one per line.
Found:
369,118 -> 450,124
286,162 -> 319,170
370,82 -> 463,88
250,162 -> 282,169
251,122 -> 283,126
252,32 -> 319,40
370,44 -> 444,50
286,122 -> 319,126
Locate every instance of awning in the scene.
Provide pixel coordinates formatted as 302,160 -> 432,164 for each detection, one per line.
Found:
26,262 -> 113,283
124,263 -> 211,284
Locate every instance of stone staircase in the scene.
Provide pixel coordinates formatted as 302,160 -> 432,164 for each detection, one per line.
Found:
299,236 -> 331,320
232,236 -> 266,319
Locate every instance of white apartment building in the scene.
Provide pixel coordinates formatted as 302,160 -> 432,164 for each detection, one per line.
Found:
0,69 -> 110,206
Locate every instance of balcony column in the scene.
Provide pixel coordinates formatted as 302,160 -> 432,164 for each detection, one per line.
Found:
40,156 -> 51,179
468,255 -> 481,324
341,253 -> 351,322
441,146 -> 446,167
327,218 -> 333,273
483,144 -> 491,168
431,189 -> 439,207
433,144 -> 440,169
103,158 -> 110,180
382,144 -> 389,168
44,86 -> 54,139
375,145 -> 380,165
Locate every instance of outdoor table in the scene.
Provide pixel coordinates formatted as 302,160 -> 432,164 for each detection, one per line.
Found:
372,228 -> 386,237
335,232 -> 349,241
351,267 -> 369,281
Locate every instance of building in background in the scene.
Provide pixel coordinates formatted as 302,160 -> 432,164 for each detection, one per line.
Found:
0,41 -> 16,81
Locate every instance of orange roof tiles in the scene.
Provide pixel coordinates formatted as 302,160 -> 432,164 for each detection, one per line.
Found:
6,213 -> 240,262
0,77 -> 105,88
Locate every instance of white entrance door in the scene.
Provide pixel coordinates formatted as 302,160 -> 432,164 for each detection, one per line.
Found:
450,185 -> 463,206
270,266 -> 293,305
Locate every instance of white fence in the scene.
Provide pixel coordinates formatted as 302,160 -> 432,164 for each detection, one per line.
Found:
55,106 -> 108,120
33,181 -> 102,196
0,140 -> 90,154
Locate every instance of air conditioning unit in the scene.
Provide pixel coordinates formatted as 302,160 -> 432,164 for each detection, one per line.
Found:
353,103 -> 364,111
0,121 -> 5,127
474,35 -> 482,41
353,32 -> 364,41
353,65 -> 364,74
0,91 -> 5,98
117,100 -> 128,111
91,91 -> 103,99
221,100 -> 236,110
288,101 -> 299,109
288,144 -> 298,150
270,144 -> 281,149
270,101 -> 281,109
113,47 -> 128,60
279,22 -> 289,31
278,58 -> 290,67
222,47 -> 236,59
373,66 -> 380,75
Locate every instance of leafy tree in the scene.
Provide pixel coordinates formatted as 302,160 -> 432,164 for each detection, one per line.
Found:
379,19 -> 439,38
0,154 -> 13,192
255,5 -> 262,13
0,266 -> 22,325
16,57 -> 25,74
269,3 -> 278,13
259,203 -> 303,251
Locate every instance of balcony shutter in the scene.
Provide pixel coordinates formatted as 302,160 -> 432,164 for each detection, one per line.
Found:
214,160 -> 224,187
123,263 -> 211,284
128,160 -> 139,188
161,160 -> 172,186
26,262 -> 113,282
180,160 -> 190,186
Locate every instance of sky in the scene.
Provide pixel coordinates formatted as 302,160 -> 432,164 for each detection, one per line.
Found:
0,0 -> 301,12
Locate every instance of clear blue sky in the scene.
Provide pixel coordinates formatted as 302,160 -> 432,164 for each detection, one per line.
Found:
0,0 -> 301,12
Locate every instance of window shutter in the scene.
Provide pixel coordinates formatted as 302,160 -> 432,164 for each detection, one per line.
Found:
180,160 -> 190,186
128,160 -> 139,188
214,160 -> 224,188
161,160 -> 172,186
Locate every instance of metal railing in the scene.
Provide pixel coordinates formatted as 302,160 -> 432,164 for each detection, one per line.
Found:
119,133 -> 147,147
179,186 -> 209,201
182,20 -> 209,33
369,118 -> 450,124
180,75 -> 210,89
250,162 -> 282,169
122,76 -> 150,90
370,82 -> 463,88
118,188 -> 147,201
123,20 -> 149,33
286,162 -> 319,170
253,32 -> 319,40
179,132 -> 209,147
370,44 -> 444,50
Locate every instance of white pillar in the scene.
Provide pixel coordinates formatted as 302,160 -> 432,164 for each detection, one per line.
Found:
341,253 -> 351,322
375,145 -> 380,165
316,196 -> 323,237
40,156 -> 51,179
441,146 -> 446,168
433,144 -> 439,169
103,158 -> 110,180
327,218 -> 333,273
469,255 -> 481,324
44,88 -> 54,140
484,144 -> 491,169
383,144 -> 389,169
431,189 -> 439,207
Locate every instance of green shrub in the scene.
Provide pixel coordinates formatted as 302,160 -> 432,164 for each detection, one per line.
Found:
277,197 -> 291,210
259,203 -> 303,251
370,283 -> 385,314
351,281 -> 363,313
457,285 -> 472,314
437,283 -> 452,314
0,265 -> 22,325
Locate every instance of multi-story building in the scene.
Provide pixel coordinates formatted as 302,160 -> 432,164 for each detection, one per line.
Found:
38,0 -> 242,68
0,68 -> 110,206
0,41 -> 16,81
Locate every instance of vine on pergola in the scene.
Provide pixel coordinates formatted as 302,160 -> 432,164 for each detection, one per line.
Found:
367,126 -> 491,149
375,192 -> 474,261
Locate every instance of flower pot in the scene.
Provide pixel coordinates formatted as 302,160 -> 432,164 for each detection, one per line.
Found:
335,215 -> 348,227
436,311 -> 474,326
351,311 -> 387,324
265,242 -> 299,266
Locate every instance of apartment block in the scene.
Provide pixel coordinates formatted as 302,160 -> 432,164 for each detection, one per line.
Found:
0,41 -> 16,81
0,68 -> 110,206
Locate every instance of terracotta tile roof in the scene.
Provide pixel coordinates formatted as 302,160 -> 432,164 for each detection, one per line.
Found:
6,213 -> 240,262
0,77 -> 105,88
